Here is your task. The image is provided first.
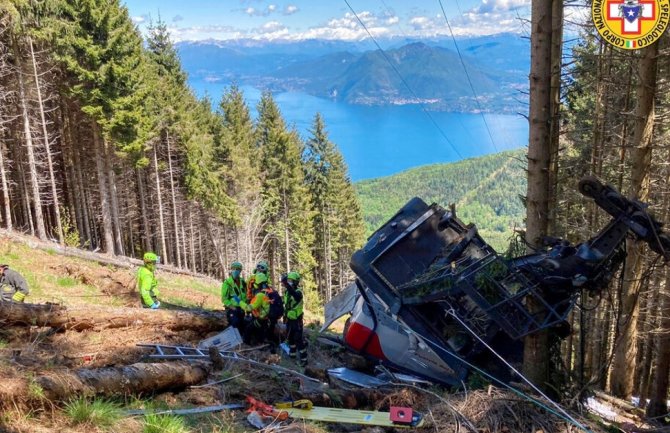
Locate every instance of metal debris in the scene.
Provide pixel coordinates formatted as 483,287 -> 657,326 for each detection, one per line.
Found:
327,367 -> 388,388
198,326 -> 242,351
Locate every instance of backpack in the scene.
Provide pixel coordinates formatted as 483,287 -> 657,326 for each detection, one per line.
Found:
266,288 -> 284,321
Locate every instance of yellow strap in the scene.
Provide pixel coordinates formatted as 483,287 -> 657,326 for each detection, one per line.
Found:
275,400 -> 313,410
12,292 -> 25,302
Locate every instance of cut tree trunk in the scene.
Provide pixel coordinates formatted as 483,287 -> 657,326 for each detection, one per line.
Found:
0,302 -> 227,332
36,361 -> 209,401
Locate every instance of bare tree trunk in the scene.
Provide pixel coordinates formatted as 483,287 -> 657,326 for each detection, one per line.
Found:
15,40 -> 46,240
136,167 -> 150,252
189,205 -> 196,272
29,37 -> 62,244
647,266 -> 670,417
165,131 -> 181,267
0,141 -> 12,230
91,120 -> 114,254
283,193 -> 290,271
523,0 -> 556,391
610,42 -> 658,399
72,131 -> 91,246
202,209 -> 225,270
546,0 -> 563,234
153,144 -> 168,262
104,138 -> 124,255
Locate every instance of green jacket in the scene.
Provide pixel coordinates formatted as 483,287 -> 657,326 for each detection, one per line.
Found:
283,287 -> 303,320
221,276 -> 247,308
137,265 -> 159,307
246,290 -> 270,319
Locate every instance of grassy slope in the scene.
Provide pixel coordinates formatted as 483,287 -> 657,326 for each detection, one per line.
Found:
0,238 -> 221,309
356,149 -> 527,251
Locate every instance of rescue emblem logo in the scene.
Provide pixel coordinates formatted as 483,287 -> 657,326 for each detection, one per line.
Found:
592,0 -> 669,49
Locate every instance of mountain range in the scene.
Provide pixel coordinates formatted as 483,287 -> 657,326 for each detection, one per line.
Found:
177,34 -> 530,113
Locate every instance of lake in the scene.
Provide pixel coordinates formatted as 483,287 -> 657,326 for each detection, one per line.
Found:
190,80 -> 528,181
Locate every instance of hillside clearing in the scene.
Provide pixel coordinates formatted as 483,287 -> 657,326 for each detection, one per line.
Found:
0,234 -> 623,433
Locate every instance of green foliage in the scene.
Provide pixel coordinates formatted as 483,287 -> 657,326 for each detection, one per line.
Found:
256,91 -> 317,290
64,397 -> 122,428
143,414 -> 190,433
304,113 -> 365,302
56,276 -> 77,287
27,377 -> 45,400
60,208 -> 82,248
356,150 -> 527,252
0,338 -> 7,349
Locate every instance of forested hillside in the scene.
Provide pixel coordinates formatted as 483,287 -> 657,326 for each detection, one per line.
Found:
357,150 -> 526,251
0,1 -> 364,306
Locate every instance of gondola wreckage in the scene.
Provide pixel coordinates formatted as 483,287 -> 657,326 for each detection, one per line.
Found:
139,176 -> 670,429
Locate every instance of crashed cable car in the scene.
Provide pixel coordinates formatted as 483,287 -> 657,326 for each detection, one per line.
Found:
323,177 -> 670,386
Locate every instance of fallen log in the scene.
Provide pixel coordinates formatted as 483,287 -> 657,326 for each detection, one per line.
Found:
0,362 -> 210,404
36,361 -> 210,401
0,302 -> 227,332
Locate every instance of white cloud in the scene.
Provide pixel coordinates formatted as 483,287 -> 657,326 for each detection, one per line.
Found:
257,20 -> 286,33
132,15 -> 147,24
283,4 -> 299,15
409,16 -> 434,30
168,5 -> 531,42
242,4 -> 280,17
474,0 -> 530,13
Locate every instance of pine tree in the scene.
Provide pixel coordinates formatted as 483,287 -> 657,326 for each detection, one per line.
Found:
256,91 -> 315,291
218,84 -> 260,269
304,113 -> 364,301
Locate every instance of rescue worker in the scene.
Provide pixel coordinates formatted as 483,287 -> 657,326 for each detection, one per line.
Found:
282,271 -> 307,366
246,259 -> 271,301
0,265 -> 30,303
137,252 -> 160,309
242,273 -> 271,346
221,261 -> 247,331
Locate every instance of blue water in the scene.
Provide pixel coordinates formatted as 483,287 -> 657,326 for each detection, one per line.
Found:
190,80 -> 528,181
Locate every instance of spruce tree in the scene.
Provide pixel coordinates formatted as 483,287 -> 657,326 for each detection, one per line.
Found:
256,91 -> 316,297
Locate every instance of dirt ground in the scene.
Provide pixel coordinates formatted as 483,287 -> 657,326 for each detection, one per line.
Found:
0,236 -> 617,433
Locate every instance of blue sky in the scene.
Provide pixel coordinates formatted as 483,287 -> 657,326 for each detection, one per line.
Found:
122,0 -> 534,42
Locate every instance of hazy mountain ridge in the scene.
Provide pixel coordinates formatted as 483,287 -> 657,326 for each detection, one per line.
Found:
177,34 -> 529,113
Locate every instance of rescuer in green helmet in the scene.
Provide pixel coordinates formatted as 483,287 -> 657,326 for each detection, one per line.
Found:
242,272 -> 271,345
137,252 -> 160,309
0,265 -> 30,303
221,261 -> 247,332
282,271 -> 307,366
